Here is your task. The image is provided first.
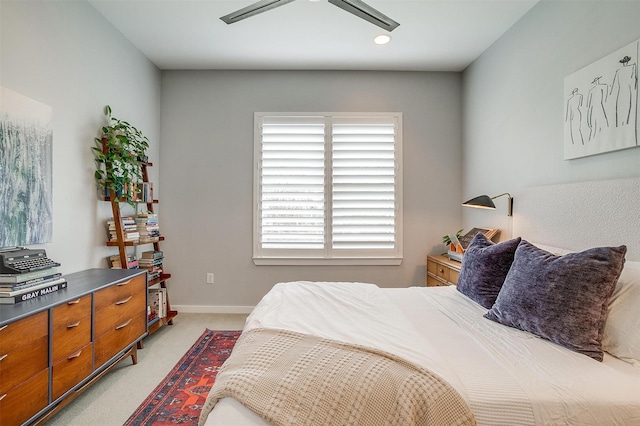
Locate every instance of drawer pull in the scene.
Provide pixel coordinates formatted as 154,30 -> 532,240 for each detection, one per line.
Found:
67,349 -> 82,360
67,321 -> 81,329
439,268 -> 444,273
0,394 -> 6,402
116,279 -> 132,287
67,299 -> 81,305
115,318 -> 132,330
115,296 -> 133,305
0,353 -> 7,363
0,324 -> 7,333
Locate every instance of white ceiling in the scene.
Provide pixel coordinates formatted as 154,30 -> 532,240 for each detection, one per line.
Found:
89,0 -> 538,72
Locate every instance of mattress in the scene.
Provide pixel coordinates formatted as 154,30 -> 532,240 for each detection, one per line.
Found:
203,282 -> 640,425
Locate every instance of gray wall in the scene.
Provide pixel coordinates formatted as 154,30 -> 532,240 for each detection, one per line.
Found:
160,71 -> 463,310
0,1 -> 161,274
462,1 -> 640,235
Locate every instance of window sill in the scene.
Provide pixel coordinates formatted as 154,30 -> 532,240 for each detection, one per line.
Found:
253,257 -> 403,266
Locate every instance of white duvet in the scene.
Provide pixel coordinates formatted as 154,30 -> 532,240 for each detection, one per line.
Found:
204,282 -> 640,426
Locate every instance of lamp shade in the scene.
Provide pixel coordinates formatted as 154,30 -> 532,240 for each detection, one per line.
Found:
463,193 -> 513,216
462,195 -> 496,210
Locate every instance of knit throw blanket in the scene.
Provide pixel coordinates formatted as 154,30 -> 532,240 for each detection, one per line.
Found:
198,328 -> 476,426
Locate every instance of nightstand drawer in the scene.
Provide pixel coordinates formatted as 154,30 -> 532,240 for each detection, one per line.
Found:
449,269 -> 460,285
427,275 -> 448,287
426,255 -> 461,286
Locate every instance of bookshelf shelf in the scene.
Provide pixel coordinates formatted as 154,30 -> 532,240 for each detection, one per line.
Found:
105,163 -> 177,337
106,236 -> 165,247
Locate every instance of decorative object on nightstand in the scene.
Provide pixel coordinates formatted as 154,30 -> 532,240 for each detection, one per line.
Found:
442,228 -> 499,262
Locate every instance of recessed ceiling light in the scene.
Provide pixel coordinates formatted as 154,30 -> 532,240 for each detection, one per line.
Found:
374,34 -> 391,45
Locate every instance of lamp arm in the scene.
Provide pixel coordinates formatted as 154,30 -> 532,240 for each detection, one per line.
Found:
490,193 -> 513,216
490,192 -> 512,200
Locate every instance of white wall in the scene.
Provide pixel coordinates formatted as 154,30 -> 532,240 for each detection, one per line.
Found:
160,71 -> 463,310
0,1 -> 161,274
462,1 -> 640,236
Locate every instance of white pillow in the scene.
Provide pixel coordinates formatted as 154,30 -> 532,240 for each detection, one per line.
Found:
602,261 -> 640,366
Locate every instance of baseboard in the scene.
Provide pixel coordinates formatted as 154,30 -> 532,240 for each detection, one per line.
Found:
172,304 -> 255,315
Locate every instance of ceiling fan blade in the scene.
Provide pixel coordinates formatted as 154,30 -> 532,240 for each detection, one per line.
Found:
221,0 -> 296,24
328,0 -> 399,32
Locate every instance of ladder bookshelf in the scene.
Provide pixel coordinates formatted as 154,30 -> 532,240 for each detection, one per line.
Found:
105,162 -> 177,335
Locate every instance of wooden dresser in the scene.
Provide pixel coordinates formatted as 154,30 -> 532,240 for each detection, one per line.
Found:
426,255 -> 462,286
0,269 -> 147,426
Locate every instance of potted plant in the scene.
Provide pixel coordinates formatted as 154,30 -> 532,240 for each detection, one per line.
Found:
92,105 -> 149,206
442,228 -> 464,252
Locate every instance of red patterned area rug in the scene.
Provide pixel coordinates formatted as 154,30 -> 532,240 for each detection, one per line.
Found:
124,329 -> 241,426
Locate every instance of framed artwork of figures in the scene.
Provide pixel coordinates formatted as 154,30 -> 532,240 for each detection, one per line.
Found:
564,39 -> 638,160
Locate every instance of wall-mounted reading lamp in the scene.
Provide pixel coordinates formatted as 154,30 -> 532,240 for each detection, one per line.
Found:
462,193 -> 513,216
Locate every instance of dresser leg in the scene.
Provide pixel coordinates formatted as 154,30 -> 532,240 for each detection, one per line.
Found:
130,345 -> 138,365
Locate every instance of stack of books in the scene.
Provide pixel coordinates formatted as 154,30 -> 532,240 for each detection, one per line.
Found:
0,268 -> 67,305
139,251 -> 163,281
108,254 -> 139,269
107,217 -> 140,243
137,182 -> 153,203
135,213 -> 160,243
148,286 -> 167,321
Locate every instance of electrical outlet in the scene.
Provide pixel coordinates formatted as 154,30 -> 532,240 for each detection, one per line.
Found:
206,273 -> 214,284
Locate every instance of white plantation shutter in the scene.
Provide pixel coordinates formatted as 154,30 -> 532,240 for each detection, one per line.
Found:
332,117 -> 396,250
255,113 -> 402,264
260,116 -> 326,250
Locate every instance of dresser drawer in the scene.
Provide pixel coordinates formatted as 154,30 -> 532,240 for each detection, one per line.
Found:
0,368 -> 48,426
52,342 -> 93,401
0,310 -> 48,355
52,295 -> 92,363
0,335 -> 48,395
94,290 -> 146,338
94,275 -> 145,312
94,316 -> 146,367
52,315 -> 91,364
52,295 -> 91,329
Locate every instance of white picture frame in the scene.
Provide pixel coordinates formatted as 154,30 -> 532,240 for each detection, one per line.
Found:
564,39 -> 639,160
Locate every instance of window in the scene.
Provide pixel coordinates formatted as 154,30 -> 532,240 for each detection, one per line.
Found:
253,113 -> 402,265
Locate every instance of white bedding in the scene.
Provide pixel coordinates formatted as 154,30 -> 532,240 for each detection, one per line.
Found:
204,282 -> 640,426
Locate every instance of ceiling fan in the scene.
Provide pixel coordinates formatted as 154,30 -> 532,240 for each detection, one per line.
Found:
220,0 -> 400,32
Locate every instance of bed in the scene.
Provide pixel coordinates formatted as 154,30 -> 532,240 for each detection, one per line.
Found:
199,178 -> 640,425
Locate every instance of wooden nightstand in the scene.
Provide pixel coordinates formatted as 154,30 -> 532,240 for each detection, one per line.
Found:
426,255 -> 461,286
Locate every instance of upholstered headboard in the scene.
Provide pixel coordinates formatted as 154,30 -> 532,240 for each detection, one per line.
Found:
512,177 -> 640,261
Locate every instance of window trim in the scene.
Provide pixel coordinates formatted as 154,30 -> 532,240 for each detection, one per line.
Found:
253,112 -> 403,266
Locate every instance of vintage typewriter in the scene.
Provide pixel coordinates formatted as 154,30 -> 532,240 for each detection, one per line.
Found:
0,247 -> 61,274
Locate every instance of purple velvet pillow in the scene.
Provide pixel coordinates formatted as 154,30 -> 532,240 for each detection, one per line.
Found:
484,241 -> 627,361
456,233 -> 521,308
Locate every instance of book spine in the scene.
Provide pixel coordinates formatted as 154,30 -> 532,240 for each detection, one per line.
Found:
0,273 -> 63,291
0,281 -> 68,304
0,268 -> 59,284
